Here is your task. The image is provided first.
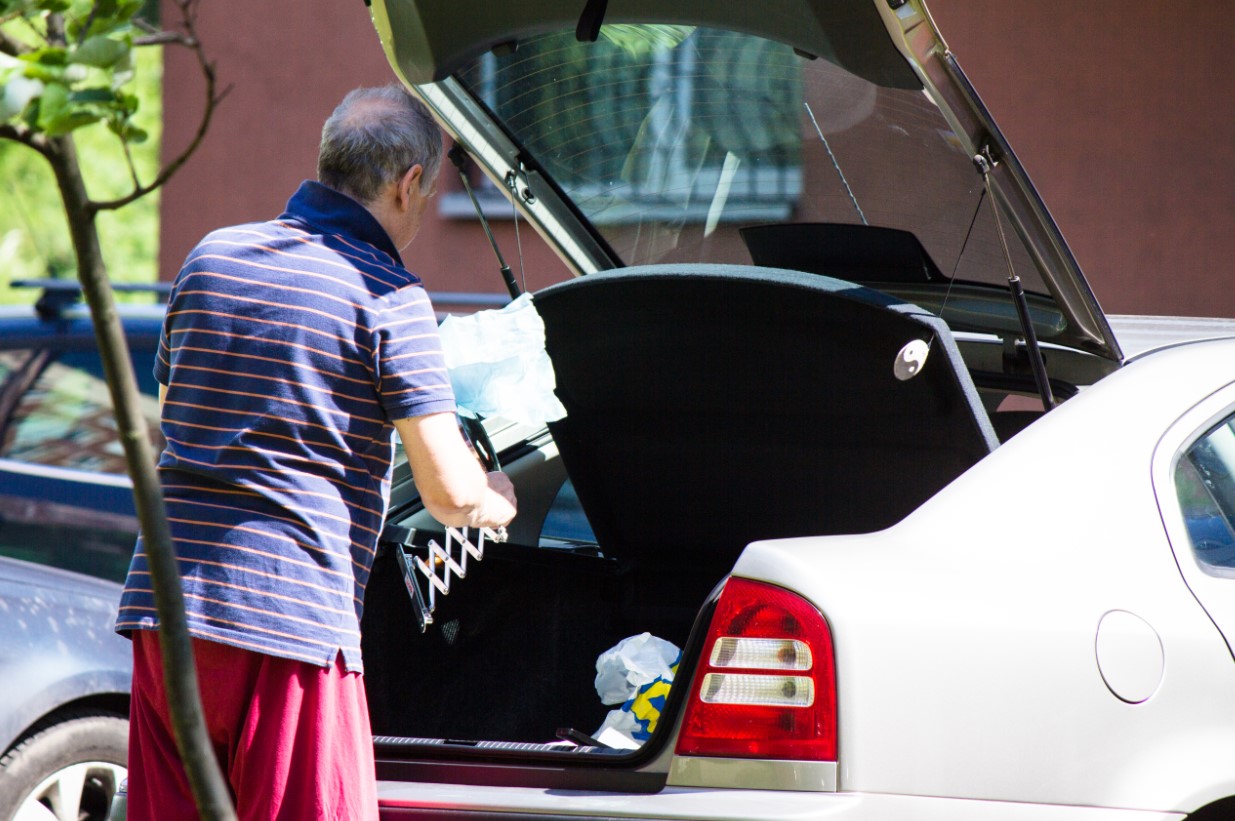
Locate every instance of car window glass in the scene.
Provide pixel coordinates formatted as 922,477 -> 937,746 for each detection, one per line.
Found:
3,350 -> 162,473
1176,416 -> 1235,576
0,347 -> 161,583
539,478 -> 597,547
456,25 -> 1042,297
0,350 -> 26,380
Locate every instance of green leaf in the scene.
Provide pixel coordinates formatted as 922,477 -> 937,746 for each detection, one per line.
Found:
115,0 -> 142,22
71,35 -> 128,68
69,86 -> 117,104
20,60 -> 65,84
45,108 -> 101,134
22,45 -> 69,66
600,25 -> 694,58
29,78 -> 101,134
32,77 -> 65,117
64,0 -> 117,40
12,0 -> 71,14
109,119 -> 145,142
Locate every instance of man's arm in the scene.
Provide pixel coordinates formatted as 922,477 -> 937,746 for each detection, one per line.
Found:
394,412 -> 517,529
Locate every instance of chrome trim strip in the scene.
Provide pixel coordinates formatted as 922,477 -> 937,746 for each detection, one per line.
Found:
668,756 -> 838,792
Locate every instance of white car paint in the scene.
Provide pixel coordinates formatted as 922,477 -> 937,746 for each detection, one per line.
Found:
377,781 -> 1184,820
1094,609 -> 1165,704
735,338 -> 1235,813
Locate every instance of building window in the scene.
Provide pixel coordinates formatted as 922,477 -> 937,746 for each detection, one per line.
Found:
451,27 -> 803,227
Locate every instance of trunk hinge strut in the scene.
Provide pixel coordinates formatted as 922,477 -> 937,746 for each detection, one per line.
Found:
448,144 -> 522,299
974,147 -> 1056,410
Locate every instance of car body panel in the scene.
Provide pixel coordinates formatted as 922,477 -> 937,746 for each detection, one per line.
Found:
0,288 -> 160,819
377,780 -> 1184,820
1108,314 -> 1235,359
0,558 -> 130,753
369,0 -> 917,88
734,339 -> 1235,811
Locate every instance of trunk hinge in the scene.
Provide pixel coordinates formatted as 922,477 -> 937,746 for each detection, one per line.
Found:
974,146 -> 1056,410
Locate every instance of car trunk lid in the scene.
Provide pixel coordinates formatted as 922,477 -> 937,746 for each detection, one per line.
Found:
537,264 -> 998,560
369,0 -> 1124,364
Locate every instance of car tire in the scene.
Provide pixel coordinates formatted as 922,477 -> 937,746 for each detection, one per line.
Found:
0,711 -> 127,821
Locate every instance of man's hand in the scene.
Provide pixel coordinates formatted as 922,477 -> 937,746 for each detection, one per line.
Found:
479,470 -> 517,529
394,413 -> 518,529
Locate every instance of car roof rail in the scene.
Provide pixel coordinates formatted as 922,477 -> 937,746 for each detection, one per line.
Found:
10,278 -> 172,320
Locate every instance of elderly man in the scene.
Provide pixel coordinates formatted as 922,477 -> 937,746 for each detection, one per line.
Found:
116,84 -> 517,820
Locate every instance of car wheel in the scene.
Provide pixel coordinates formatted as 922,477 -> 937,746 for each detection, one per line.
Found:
0,712 -> 127,821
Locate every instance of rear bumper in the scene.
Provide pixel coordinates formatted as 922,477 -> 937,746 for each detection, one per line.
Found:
378,782 -> 1185,820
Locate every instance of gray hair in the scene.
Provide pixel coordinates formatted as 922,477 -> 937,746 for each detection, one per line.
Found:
318,84 -> 443,204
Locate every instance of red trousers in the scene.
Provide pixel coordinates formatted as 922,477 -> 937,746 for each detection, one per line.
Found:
127,630 -> 380,820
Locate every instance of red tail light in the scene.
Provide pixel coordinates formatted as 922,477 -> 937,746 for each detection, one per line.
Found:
675,577 -> 837,761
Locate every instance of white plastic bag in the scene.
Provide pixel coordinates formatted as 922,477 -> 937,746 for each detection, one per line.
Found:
592,633 -> 681,748
437,293 -> 567,426
594,632 -> 680,704
593,709 -> 645,750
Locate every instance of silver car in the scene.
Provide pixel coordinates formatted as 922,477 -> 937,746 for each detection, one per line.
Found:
0,283 -> 163,821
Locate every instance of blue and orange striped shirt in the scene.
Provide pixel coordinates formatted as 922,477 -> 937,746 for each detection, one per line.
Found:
115,181 -> 456,671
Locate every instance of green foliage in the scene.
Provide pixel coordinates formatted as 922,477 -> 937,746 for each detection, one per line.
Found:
0,17 -> 162,304
1,0 -> 144,137
599,24 -> 694,58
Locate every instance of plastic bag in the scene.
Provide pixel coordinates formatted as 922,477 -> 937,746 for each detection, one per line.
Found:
437,293 -> 567,426
592,633 -> 681,749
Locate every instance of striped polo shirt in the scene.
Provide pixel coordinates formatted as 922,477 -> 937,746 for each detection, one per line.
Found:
116,181 -> 456,671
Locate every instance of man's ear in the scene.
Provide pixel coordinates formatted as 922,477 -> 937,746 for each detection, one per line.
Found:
399,164 -> 425,208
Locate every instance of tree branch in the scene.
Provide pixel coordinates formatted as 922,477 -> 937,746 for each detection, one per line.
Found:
0,26 -> 27,55
133,30 -> 192,47
0,123 -> 51,157
132,11 -> 197,48
90,0 -> 228,213
76,3 -> 100,46
46,11 -> 64,47
44,131 -> 237,821
121,134 -> 142,191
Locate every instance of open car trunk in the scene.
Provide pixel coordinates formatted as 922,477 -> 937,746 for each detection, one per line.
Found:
362,265 -> 998,750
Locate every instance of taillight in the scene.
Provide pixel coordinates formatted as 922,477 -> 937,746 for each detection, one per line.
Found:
675,577 -> 837,761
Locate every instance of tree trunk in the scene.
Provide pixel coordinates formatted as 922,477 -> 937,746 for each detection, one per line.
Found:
45,134 -> 237,821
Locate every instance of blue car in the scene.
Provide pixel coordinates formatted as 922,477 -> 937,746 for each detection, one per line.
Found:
0,281 -> 162,821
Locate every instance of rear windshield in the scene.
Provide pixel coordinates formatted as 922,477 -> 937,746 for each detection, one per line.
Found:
455,25 -> 1044,297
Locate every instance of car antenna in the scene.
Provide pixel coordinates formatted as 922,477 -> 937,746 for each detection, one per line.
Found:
447,143 -> 522,299
973,148 -> 1056,410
